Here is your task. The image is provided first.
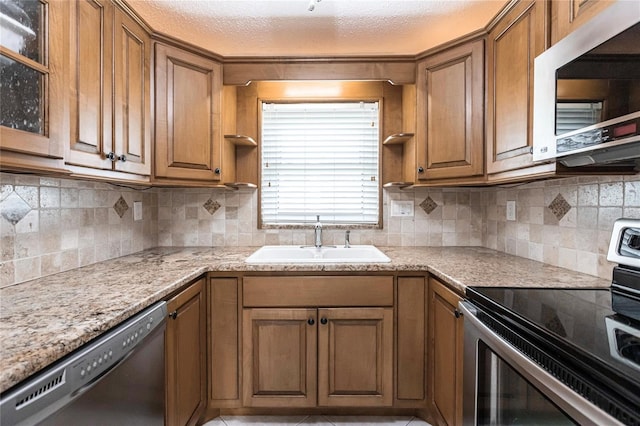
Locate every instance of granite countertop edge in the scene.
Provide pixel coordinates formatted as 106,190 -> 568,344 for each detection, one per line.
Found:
0,245 -> 610,394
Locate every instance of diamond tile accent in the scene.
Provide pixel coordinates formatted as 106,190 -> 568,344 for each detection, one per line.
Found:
203,198 -> 221,215
113,196 -> 129,218
548,193 -> 571,221
419,196 -> 438,215
0,192 -> 32,225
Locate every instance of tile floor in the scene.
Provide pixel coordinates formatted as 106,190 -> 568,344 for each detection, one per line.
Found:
202,415 -> 431,426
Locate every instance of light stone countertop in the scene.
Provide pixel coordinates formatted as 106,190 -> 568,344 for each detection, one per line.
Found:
0,246 -> 610,394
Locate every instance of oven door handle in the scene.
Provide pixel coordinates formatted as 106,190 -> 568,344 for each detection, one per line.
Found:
459,301 -> 625,426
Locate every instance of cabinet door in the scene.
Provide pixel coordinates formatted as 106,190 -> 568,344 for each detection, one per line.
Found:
416,39 -> 484,181
317,308 -> 393,407
210,277 -> 241,407
66,0 -> 113,170
166,278 -> 207,426
486,0 -> 548,175
428,277 -> 464,426
0,0 -> 66,161
113,8 -> 151,175
396,277 -> 427,406
243,308 -> 317,407
552,0 -> 614,44
155,44 -> 223,182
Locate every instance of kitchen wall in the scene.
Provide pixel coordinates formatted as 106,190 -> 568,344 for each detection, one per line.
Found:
483,175 -> 640,280
0,172 -> 158,288
155,187 -> 484,248
1,171 -> 639,287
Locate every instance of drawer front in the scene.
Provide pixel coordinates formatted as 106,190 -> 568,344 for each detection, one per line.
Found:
243,276 -> 394,307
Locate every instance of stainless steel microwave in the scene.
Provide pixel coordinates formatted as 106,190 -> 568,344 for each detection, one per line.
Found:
532,1 -> 640,167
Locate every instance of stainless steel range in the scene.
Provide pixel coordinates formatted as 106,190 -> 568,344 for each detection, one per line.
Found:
460,218 -> 640,425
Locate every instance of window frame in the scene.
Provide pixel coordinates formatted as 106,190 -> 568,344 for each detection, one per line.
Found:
257,96 -> 384,229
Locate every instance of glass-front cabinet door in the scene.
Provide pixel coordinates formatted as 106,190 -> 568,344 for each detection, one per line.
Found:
0,0 -> 66,161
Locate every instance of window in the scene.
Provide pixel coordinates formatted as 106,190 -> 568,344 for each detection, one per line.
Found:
556,101 -> 603,135
261,101 -> 380,226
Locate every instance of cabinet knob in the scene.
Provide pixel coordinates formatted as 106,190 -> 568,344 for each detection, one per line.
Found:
118,154 -> 126,163
169,311 -> 177,320
307,318 -> 315,326
105,152 -> 117,162
454,309 -> 462,319
214,168 -> 221,174
418,166 -> 424,173
320,317 -> 328,325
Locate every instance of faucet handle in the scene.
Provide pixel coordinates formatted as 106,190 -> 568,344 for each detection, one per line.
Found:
344,230 -> 351,248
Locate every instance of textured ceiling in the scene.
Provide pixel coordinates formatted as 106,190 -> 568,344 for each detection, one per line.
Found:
128,0 -> 508,57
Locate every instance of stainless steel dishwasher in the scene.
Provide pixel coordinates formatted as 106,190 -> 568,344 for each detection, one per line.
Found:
0,301 -> 167,426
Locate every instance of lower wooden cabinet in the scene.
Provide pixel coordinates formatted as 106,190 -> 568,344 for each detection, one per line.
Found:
166,278 -> 206,426
396,277 -> 427,406
243,307 -> 393,408
428,277 -> 464,426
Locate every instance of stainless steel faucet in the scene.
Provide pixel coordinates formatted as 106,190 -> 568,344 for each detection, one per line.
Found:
314,215 -> 322,247
344,230 -> 351,248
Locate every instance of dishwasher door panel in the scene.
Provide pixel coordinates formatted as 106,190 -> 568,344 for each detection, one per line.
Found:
38,320 -> 165,426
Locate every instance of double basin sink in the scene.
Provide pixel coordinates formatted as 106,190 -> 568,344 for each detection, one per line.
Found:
245,245 -> 391,264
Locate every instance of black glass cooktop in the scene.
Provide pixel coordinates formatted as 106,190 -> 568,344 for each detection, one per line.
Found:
466,286 -> 640,421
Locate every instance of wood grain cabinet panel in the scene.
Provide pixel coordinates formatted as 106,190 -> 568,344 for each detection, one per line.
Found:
210,278 -> 241,407
243,309 -> 317,408
66,1 -> 151,176
428,277 -> 464,426
318,308 -> 393,407
66,0 -> 112,170
113,8 -> 151,175
396,277 -> 426,405
486,0 -> 548,175
416,39 -> 484,181
166,278 -> 207,426
154,44 -> 223,182
552,0 -> 615,44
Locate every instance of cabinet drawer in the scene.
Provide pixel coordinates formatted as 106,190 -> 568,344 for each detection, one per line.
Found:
243,276 -> 393,307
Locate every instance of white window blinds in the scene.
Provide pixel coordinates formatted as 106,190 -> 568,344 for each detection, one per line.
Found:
556,102 -> 603,135
261,102 -> 380,225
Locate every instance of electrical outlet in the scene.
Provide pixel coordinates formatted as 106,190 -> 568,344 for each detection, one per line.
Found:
134,201 -> 143,221
391,200 -> 414,217
506,200 -> 516,221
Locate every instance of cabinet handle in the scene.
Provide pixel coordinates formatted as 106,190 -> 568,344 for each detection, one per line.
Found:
105,152 -> 117,162
214,168 -> 221,174
417,166 -> 424,173
118,154 -> 126,163
169,310 -> 178,320
454,309 -> 462,319
307,318 -> 315,326
320,318 -> 328,325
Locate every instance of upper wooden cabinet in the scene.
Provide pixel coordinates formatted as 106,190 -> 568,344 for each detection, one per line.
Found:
551,0 -> 615,45
0,0 -> 67,172
66,1 -> 151,178
486,0 -> 548,176
415,39 -> 485,183
154,43 -> 223,183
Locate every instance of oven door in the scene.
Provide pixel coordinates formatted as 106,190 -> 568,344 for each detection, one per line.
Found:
459,301 -> 623,426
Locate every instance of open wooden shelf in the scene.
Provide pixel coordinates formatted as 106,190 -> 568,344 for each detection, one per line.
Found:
382,133 -> 414,145
224,134 -> 258,147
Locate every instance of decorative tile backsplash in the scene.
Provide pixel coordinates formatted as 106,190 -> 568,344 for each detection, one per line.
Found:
1,170 -> 638,287
0,173 -> 158,287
